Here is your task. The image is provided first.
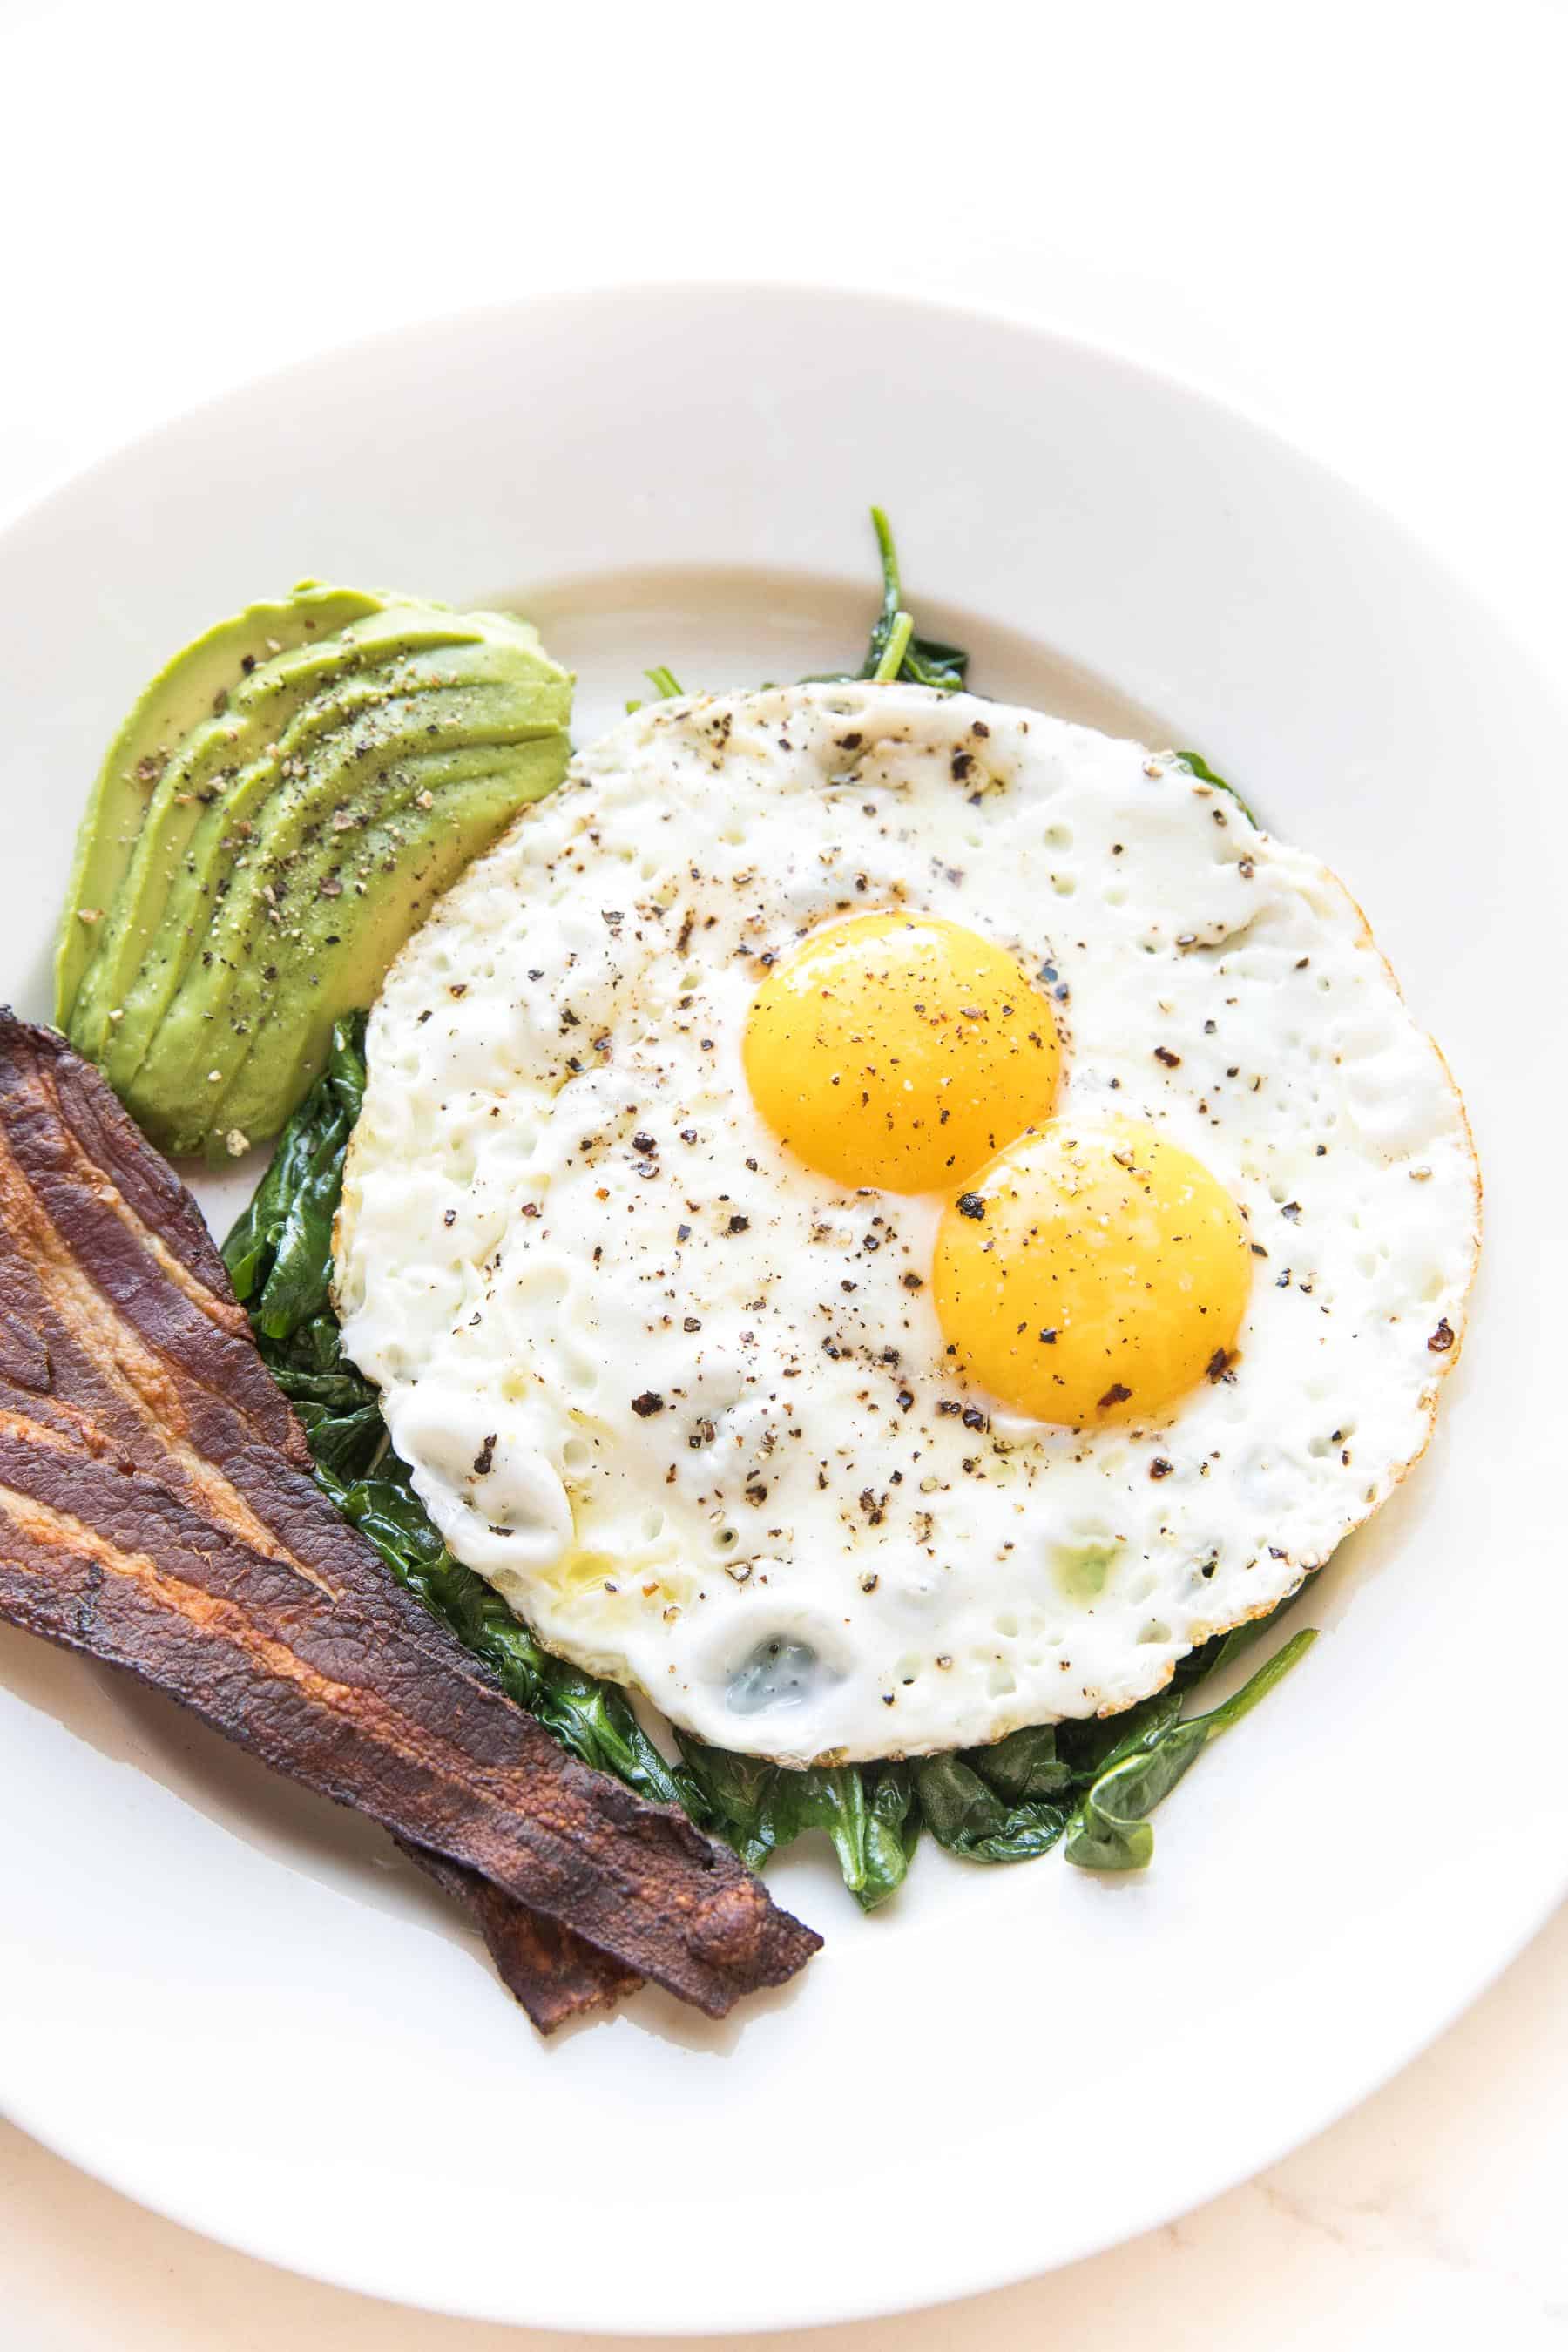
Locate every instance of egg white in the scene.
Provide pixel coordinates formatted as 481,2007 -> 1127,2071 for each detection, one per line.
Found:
334,684 -> 1478,1764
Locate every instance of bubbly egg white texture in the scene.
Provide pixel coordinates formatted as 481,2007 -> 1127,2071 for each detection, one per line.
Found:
334,684 -> 1478,1765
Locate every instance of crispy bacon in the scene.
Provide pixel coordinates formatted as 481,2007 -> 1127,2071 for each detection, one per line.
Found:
400,1841 -> 639,2029
0,1012 -> 819,2025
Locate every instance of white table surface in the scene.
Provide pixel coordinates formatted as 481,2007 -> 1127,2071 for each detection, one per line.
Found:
1,3 -> 1564,2344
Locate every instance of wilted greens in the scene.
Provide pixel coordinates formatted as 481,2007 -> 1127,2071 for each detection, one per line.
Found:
807,506 -> 971,693
1062,1631 -> 1316,1870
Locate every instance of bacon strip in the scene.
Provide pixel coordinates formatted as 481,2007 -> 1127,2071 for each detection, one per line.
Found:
0,1012 -> 819,2024
399,1841 -> 639,2030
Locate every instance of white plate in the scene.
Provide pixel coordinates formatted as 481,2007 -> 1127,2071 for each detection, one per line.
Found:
0,284 -> 1562,2336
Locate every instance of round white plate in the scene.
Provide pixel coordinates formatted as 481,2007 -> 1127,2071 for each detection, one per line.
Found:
0,285 -> 1562,2336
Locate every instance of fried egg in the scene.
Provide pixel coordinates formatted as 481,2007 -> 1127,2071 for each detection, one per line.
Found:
334,683 -> 1478,1764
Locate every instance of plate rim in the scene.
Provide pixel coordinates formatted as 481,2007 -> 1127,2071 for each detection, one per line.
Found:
1,274 -> 1564,2335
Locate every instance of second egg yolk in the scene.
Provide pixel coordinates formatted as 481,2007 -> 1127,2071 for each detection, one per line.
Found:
932,1119 -> 1253,1427
742,912 -> 1063,1193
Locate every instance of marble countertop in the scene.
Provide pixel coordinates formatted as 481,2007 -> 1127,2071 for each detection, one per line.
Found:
2,3 -> 1565,2342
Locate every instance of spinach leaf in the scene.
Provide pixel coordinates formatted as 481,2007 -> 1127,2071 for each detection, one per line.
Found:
1056,1687 -> 1183,1777
914,1753 -> 1075,1864
974,1720 -> 1078,1803
272,1370 -> 386,1478
920,1594 -> 1317,1874
1064,1628 -> 1317,1871
223,1018 -> 364,1342
677,1734 -> 918,1909
913,1719 -> 1079,1862
807,508 -> 970,693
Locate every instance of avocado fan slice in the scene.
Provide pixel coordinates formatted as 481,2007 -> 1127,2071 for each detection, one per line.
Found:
97,652 -> 564,1109
137,724 -> 558,1155
57,585 -> 573,1156
69,605 -> 566,1070
207,745 -> 568,1150
56,585 -> 385,1031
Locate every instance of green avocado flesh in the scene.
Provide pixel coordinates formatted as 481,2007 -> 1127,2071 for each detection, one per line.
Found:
55,585 -> 572,1158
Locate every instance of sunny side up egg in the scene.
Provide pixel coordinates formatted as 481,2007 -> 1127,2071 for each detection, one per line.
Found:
333,684 -> 1479,1766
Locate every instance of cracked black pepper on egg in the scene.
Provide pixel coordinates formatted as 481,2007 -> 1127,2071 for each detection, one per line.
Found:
328,678 -> 1477,1768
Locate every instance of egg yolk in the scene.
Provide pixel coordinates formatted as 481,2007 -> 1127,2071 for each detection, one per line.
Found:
743,913 -> 1063,1192
932,1119 -> 1252,1427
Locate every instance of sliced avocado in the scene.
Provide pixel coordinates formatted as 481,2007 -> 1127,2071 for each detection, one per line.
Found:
58,586 -> 573,1157
133,723 -> 554,1148
71,610 -> 566,1071
209,745 -> 567,1145
56,585 -> 383,1027
97,655 -> 564,1103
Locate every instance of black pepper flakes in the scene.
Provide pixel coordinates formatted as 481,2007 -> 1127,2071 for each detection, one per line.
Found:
956,1192 -> 986,1221
631,1391 -> 666,1417
1428,1317 -> 1456,1353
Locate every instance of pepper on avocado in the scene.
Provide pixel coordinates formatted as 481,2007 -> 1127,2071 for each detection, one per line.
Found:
56,583 -> 572,1159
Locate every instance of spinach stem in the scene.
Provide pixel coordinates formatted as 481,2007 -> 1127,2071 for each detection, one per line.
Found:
875,612 -> 914,681
1200,1625 -> 1318,1740
870,504 -> 902,612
